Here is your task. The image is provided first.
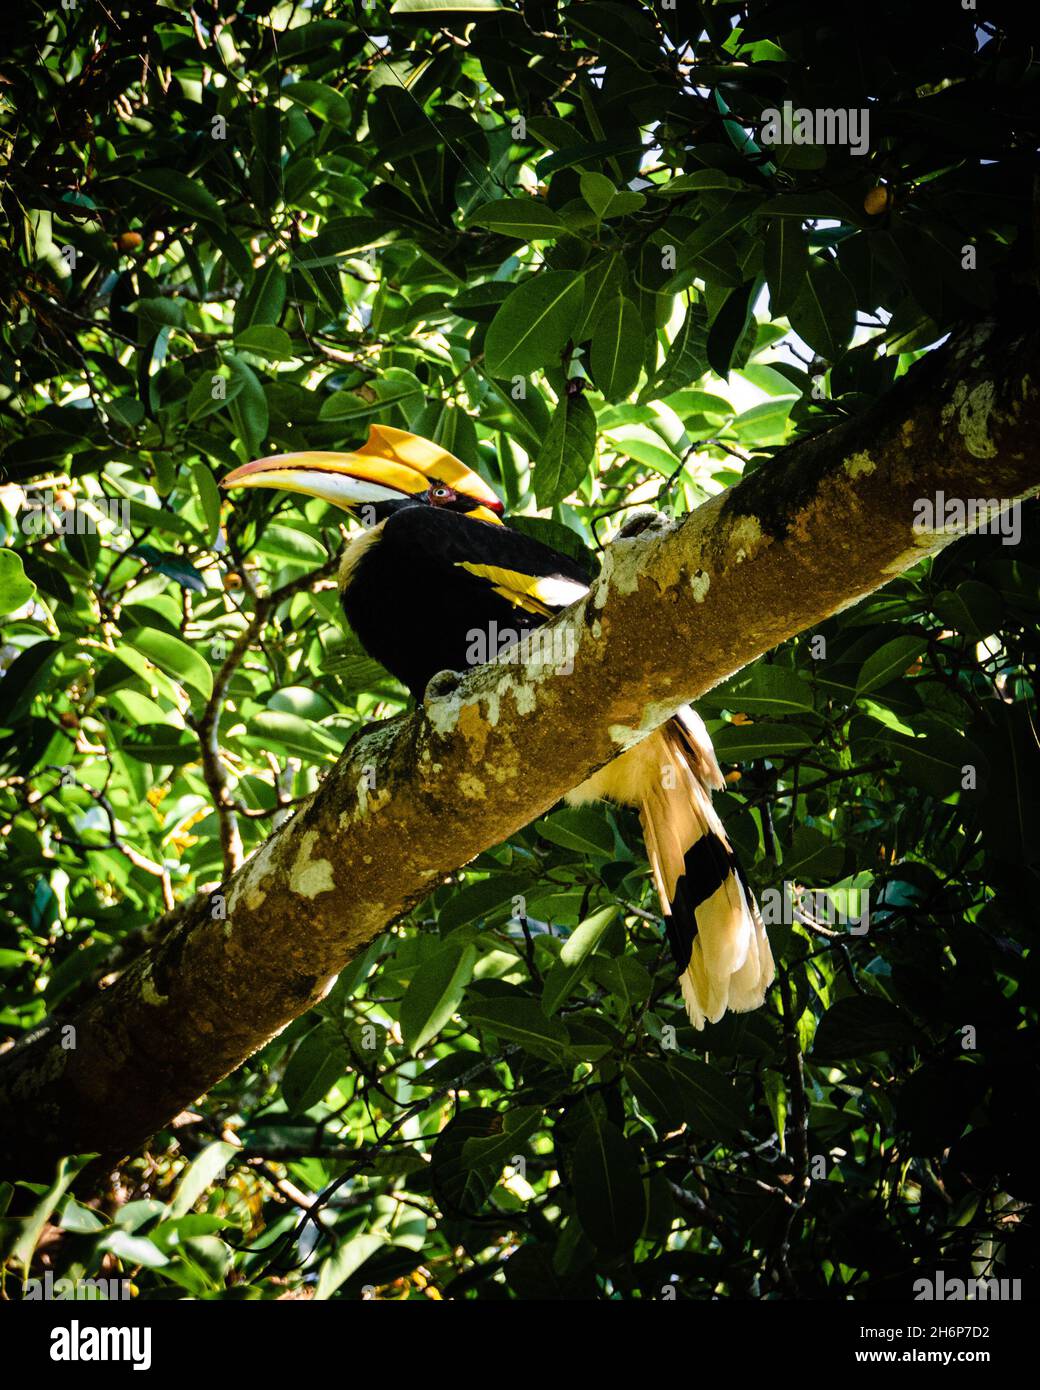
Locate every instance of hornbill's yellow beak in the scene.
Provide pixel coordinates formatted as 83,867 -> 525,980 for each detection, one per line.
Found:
220,423 -> 505,525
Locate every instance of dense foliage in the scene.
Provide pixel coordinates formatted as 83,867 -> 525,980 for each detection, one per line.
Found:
0,1 -> 1037,1300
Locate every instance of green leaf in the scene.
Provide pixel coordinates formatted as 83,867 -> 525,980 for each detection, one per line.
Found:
0,550 -> 36,614
0,638 -> 65,723
247,710 -> 342,759
254,522 -> 328,565
533,392 -> 595,508
778,825 -> 844,882
813,997 -> 920,1060
106,397 -> 146,428
706,280 -> 758,378
268,684 -> 335,722
731,396 -> 794,445
282,1022 -> 350,1113
315,1235 -> 386,1299
125,627 -> 213,701
436,874 -> 532,931
58,1197 -> 105,1234
468,197 -> 565,242
572,1118 -> 646,1254
167,1142 -> 238,1218
319,368 -> 424,422
659,170 -> 753,195
235,262 -> 287,333
542,958 -> 588,1016
277,19 -> 358,57
466,997 -> 569,1061
283,80 -> 352,128
711,721 -> 814,762
430,1110 -> 501,1217
575,253 -> 625,342
127,169 -> 226,227
758,192 -> 862,220
392,0 -> 504,8
121,498 -> 200,538
234,325 -> 294,362
641,302 -> 708,402
460,1105 -> 542,1169
788,260 -> 857,360
484,271 -> 585,378
765,217 -> 810,317
299,215 -> 396,262
879,727 -> 986,798
602,198 -> 647,227
400,940 -> 477,1054
121,724 -> 199,766
6,1154 -> 93,1266
480,375 -> 551,454
559,905 -> 619,967
507,515 -> 592,569
450,281 -> 514,321
625,1058 -> 685,1126
590,295 -> 643,402
603,428 -> 678,474
98,1229 -> 169,1269
669,1057 -> 747,1139
932,582 -> 1003,639
431,402 -> 480,467
191,464 -> 221,545
700,666 -> 816,716
973,707 -> 1038,866
323,652 -> 401,695
579,171 -> 617,218
107,644 -> 180,703
227,356 -> 269,456
187,368 -> 242,422
682,198 -> 759,263
538,807 -> 615,857
856,636 -> 927,694
132,297 -> 184,330
589,955 -> 651,1013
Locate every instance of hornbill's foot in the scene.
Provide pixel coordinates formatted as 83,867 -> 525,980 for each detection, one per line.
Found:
618,509 -> 674,539
424,668 -> 463,701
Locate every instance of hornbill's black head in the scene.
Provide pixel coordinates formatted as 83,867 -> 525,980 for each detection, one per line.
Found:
219,424 -> 506,526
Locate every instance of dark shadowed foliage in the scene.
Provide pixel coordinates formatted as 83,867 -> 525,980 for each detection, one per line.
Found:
0,0 -> 1037,1301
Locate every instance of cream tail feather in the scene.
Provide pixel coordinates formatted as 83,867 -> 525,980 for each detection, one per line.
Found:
566,707 -> 774,1029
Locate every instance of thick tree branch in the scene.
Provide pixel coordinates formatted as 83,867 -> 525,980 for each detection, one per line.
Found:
2,315 -> 1038,1173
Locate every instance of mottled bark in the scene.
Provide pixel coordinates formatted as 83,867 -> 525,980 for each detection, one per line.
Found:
2,316 -> 1038,1173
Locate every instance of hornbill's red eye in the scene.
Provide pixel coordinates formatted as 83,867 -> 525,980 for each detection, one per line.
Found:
429,486 -> 455,503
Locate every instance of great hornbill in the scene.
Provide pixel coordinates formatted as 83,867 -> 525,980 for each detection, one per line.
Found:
221,425 -> 774,1028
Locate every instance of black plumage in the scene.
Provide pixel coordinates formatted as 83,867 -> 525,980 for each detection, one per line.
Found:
340,503 -> 590,700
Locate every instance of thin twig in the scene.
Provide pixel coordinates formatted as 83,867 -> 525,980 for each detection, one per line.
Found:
190,556 -> 339,875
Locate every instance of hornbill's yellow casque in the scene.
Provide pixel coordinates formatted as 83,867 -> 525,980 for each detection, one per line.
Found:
221,426 -> 774,1028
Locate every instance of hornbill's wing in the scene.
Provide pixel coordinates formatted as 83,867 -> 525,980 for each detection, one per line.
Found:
394,508 -> 592,620
453,559 -> 589,617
